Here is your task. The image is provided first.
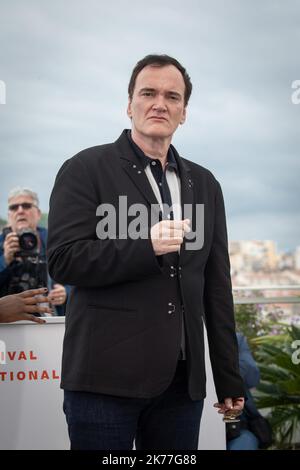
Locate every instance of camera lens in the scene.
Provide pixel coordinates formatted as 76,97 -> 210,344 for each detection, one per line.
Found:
18,230 -> 38,252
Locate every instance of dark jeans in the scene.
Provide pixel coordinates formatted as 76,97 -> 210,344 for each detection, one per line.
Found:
63,361 -> 204,450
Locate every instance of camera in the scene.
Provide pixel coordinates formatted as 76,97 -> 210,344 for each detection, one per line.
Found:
2,226 -> 39,258
1,227 -> 48,298
17,228 -> 39,255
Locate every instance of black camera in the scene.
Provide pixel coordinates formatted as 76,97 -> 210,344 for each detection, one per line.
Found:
2,226 -> 39,258
16,228 -> 39,256
1,227 -> 48,298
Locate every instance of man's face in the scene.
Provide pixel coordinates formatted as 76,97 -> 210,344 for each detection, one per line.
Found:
127,64 -> 187,140
8,195 -> 41,232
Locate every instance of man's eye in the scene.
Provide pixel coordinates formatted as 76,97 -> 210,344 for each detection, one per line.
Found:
142,92 -> 153,96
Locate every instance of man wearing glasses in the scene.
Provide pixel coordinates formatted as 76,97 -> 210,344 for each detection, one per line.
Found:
0,187 -> 68,315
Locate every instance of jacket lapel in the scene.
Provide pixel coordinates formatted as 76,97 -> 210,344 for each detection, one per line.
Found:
116,131 -> 161,212
171,145 -> 195,259
172,146 -> 194,210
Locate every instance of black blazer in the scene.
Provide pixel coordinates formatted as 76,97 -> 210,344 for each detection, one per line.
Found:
47,130 -> 244,401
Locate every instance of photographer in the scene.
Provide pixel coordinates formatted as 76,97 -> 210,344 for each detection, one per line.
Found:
0,187 -> 69,315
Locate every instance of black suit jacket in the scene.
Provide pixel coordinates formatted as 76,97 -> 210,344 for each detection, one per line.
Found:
47,130 -> 244,401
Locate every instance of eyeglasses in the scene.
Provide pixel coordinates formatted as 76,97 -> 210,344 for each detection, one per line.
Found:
8,203 -> 37,212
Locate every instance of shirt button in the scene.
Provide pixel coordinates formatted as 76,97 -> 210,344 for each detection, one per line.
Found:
138,170 -> 142,174
151,161 -> 156,166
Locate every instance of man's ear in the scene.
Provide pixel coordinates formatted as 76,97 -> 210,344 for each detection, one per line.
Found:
180,107 -> 187,125
127,99 -> 132,119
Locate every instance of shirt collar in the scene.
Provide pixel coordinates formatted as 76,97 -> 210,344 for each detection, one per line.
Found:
127,130 -> 178,172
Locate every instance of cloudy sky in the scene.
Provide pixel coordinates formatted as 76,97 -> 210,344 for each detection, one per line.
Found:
0,0 -> 299,251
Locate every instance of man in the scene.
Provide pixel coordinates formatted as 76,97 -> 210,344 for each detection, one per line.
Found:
0,188 -> 68,315
47,54 -> 245,450
0,287 -> 50,323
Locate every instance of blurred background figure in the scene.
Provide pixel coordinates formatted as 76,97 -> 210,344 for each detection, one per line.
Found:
0,187 -> 69,316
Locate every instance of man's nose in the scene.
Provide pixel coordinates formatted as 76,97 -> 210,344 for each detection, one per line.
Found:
16,205 -> 25,214
152,95 -> 167,111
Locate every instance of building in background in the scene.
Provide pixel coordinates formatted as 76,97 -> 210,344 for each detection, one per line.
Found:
229,241 -> 300,325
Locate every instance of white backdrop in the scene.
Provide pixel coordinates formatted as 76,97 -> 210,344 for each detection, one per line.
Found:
0,317 -> 225,450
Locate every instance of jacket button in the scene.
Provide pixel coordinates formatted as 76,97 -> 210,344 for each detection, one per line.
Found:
168,302 -> 175,314
170,266 -> 176,278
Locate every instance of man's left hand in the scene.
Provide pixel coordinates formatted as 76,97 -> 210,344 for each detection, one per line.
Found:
48,284 -> 67,306
213,397 -> 245,415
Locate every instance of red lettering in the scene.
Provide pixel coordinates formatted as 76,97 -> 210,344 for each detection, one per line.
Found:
10,371 -> 14,381
29,371 -> 38,380
17,371 -> 26,381
0,371 -> 6,381
52,370 -> 60,380
41,370 -> 49,380
6,351 -> 38,361
18,351 -> 26,360
29,351 -> 37,360
7,351 -> 16,361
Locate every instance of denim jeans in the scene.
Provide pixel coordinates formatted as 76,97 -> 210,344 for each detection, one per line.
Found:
227,429 -> 259,450
63,360 -> 204,450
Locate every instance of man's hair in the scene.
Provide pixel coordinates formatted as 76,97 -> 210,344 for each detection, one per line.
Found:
128,54 -> 192,106
8,187 -> 39,208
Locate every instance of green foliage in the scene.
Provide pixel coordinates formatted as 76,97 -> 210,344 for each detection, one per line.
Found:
0,216 -> 8,230
251,325 -> 300,449
234,303 -> 286,348
234,303 -> 263,340
235,303 -> 300,448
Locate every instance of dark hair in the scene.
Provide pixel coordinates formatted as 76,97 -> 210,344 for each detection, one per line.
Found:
128,54 -> 192,106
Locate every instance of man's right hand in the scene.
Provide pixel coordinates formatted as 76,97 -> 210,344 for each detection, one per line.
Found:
150,219 -> 191,256
3,232 -> 20,265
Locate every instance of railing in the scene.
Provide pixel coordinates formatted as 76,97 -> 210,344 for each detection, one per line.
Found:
232,285 -> 300,305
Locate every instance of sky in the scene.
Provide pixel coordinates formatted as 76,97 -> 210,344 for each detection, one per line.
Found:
0,0 -> 299,252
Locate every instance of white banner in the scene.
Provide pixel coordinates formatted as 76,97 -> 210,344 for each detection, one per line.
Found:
0,317 -> 69,450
